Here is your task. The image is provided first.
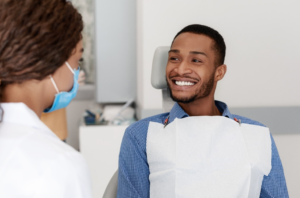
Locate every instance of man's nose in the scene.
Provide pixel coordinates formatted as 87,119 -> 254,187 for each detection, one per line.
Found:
174,61 -> 192,76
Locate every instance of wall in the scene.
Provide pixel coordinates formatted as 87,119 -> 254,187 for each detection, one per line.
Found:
136,0 -> 300,113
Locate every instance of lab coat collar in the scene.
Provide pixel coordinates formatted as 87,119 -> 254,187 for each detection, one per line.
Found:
168,100 -> 234,123
1,103 -> 57,138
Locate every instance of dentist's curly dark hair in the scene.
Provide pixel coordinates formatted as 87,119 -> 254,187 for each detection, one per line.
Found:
0,0 -> 83,120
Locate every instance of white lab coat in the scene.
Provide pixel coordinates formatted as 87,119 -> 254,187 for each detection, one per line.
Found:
0,103 -> 93,198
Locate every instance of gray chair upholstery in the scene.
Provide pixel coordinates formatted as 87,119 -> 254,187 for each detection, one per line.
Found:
102,170 -> 118,198
151,46 -> 169,89
151,46 -> 175,113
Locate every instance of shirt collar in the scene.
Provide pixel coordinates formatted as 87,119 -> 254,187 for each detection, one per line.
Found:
169,103 -> 189,123
1,103 -> 57,138
215,100 -> 234,119
168,100 -> 234,123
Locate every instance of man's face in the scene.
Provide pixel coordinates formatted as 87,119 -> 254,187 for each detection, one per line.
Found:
166,33 -> 217,103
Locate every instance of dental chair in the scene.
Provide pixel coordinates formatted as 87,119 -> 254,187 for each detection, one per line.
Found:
151,46 -> 175,113
103,170 -> 118,198
102,46 -> 171,198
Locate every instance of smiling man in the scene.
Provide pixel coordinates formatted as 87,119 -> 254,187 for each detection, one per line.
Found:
117,24 -> 289,198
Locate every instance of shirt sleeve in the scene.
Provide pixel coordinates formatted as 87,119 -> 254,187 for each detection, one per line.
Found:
117,124 -> 150,198
260,134 -> 289,198
34,152 -> 93,198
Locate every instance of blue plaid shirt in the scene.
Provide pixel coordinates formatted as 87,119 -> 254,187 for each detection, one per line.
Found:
117,101 -> 289,198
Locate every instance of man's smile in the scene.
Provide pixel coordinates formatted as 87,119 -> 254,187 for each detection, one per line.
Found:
175,81 -> 195,86
169,77 -> 199,90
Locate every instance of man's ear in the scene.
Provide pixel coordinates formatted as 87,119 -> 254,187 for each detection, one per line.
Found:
215,64 -> 227,82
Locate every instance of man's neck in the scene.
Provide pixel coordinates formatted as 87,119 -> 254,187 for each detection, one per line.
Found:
178,97 -> 221,116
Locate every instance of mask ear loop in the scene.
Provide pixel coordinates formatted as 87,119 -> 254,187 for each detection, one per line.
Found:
49,62 -> 74,94
65,62 -> 75,74
50,75 -> 60,94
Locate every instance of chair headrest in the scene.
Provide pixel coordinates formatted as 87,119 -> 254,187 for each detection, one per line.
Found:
151,46 -> 170,89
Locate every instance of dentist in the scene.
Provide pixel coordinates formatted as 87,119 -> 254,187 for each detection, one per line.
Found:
0,0 -> 92,197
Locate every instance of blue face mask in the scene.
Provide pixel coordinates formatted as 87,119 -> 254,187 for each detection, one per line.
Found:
44,62 -> 80,113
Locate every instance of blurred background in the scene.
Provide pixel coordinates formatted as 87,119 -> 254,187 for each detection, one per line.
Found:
64,0 -> 300,197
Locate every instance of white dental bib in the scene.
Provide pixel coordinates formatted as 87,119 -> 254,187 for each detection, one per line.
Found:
147,116 -> 272,198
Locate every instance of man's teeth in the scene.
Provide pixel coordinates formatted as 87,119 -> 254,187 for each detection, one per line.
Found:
175,81 -> 195,86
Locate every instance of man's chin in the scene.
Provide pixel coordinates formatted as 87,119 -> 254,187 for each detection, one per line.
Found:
170,93 -> 197,104
167,81 -> 198,104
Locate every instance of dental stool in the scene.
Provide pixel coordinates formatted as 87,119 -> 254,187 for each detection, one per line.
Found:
102,46 -> 172,198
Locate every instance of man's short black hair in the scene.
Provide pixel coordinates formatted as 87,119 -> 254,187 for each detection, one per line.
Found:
172,24 -> 226,67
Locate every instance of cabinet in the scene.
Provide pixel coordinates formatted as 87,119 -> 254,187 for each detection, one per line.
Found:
79,125 -> 128,198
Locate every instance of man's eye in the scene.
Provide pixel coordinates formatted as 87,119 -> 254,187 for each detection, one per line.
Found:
192,59 -> 202,63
